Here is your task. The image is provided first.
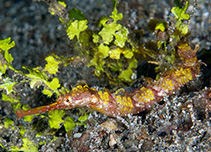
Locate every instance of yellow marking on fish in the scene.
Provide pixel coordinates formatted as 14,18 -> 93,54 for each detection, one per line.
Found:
138,87 -> 155,103
72,85 -> 82,93
98,91 -> 110,102
83,85 -> 89,90
103,101 -> 109,107
184,68 -> 193,80
174,68 -> 193,85
160,78 -> 175,91
89,87 -> 96,91
114,88 -> 125,95
115,95 -> 133,113
115,95 -> 122,104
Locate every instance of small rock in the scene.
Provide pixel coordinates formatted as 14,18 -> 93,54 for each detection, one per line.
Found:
73,133 -> 82,138
99,119 -> 121,131
109,134 -> 117,147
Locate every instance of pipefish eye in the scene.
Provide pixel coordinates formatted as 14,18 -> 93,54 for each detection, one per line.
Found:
63,96 -> 72,105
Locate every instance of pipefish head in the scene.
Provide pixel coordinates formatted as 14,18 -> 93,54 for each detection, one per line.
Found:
56,92 -> 74,109
16,92 -> 74,118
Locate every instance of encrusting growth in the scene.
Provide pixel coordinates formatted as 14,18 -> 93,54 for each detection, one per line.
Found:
16,43 -> 200,118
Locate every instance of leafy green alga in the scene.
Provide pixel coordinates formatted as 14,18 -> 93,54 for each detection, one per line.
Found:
2,93 -> 19,103
0,37 -> 15,52
63,117 -> 76,132
4,118 -> 14,129
118,68 -> 133,82
23,66 -> 47,88
69,8 -> 85,20
66,20 -> 88,40
11,137 -> 38,152
114,27 -> 129,48
98,8 -> 123,45
48,110 -> 65,129
43,56 -> 61,74
4,50 -> 13,65
109,48 -> 122,60
78,112 -> 89,122
23,56 -> 61,97
0,63 -> 7,75
155,22 -> 165,31
0,37 -> 17,74
171,1 -> 190,34
44,78 -> 60,96
0,77 -> 17,94
171,1 -> 190,20
98,44 -> 109,58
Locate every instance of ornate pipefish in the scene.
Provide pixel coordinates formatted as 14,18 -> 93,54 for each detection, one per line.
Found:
16,44 -> 200,117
